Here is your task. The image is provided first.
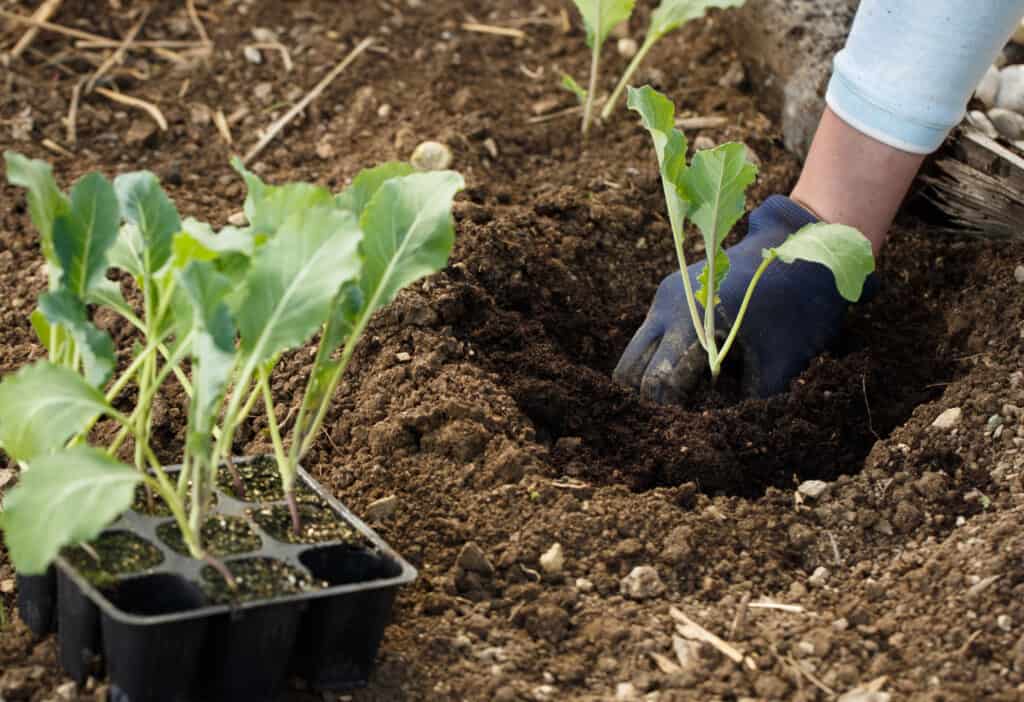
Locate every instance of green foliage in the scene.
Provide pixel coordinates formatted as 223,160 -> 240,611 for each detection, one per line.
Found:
561,74 -> 588,104
628,86 -> 874,379
572,0 -> 635,47
647,0 -> 746,41
768,223 -> 876,302
1,447 -> 139,574
0,151 -> 464,576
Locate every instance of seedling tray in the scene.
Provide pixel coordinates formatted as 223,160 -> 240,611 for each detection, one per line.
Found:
16,457 -> 416,702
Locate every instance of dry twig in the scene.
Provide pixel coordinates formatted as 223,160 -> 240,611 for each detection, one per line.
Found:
213,109 -> 232,145
676,115 -> 730,130
670,607 -> 757,671
186,0 -> 209,43
785,653 -> 836,697
461,22 -> 526,39
242,37 -> 375,165
1,8 -> 113,44
246,42 -> 293,71
94,87 -> 168,130
41,138 -> 73,158
748,600 -> 807,614
65,76 -> 85,144
86,8 -> 149,93
10,0 -> 63,58
75,38 -> 210,50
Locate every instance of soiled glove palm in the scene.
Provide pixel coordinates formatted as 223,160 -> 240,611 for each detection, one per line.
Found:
614,195 -> 873,401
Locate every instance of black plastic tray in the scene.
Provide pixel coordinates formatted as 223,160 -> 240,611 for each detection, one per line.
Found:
15,458 -> 416,702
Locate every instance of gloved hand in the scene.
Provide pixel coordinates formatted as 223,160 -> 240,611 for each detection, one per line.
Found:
613,195 -> 876,401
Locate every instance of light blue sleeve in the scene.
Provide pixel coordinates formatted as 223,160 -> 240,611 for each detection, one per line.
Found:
826,0 -> 1024,154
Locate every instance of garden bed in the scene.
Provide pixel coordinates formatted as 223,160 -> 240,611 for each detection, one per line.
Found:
2,1 -> 1023,700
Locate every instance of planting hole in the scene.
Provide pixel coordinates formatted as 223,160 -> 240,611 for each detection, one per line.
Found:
156,515 -> 261,558
102,574 -> 206,616
300,544 -> 402,586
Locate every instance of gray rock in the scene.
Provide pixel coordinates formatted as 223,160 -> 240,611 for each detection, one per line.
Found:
720,0 -> 858,158
456,541 -> 494,577
931,407 -> 962,430
797,479 -> 829,501
364,495 -> 398,521
975,64 -> 1001,109
988,108 -> 1024,139
996,65 -> 1024,113
620,565 -> 665,600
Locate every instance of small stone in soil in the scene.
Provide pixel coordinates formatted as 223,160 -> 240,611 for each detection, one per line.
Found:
620,566 -> 665,600
456,541 -> 494,577
411,140 -> 453,171
200,556 -> 324,604
539,543 -> 564,575
1015,265 -> 1024,284
364,494 -> 399,521
797,479 -> 829,501
251,503 -> 360,545
931,407 -> 962,430
808,566 -> 830,587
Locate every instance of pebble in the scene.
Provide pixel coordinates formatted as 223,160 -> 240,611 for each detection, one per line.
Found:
837,693 -> 891,702
808,566 -> 830,587
998,614 -> 1013,631
931,407 -> 962,431
395,352 -> 412,363
539,543 -> 564,575
315,141 -> 335,160
227,211 -> 248,226
988,108 -> 1024,139
996,65 -> 1024,113
1014,265 -> 1024,284
718,61 -> 745,89
615,682 -> 639,699
253,82 -> 274,102
797,479 -> 829,501
617,38 -> 638,59
966,110 -> 999,139
55,680 -> 78,701
975,64 -> 1001,109
364,495 -> 398,521
251,27 -> 278,43
377,104 -> 392,119
575,577 -> 594,593
243,46 -> 263,64
456,541 -> 494,577
411,140 -> 453,171
124,119 -> 156,144
620,565 -> 665,600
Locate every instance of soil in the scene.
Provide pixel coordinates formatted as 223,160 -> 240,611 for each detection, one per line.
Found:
216,455 -> 321,504
199,556 -> 323,605
156,514 -> 262,557
132,481 -> 217,516
1,1 -> 1024,701
250,503 -> 361,546
60,531 -> 164,587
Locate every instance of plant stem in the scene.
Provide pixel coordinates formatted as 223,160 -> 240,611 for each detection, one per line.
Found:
259,368 -> 302,535
715,252 -> 775,373
601,35 -> 656,121
672,234 -> 707,352
581,6 -> 602,138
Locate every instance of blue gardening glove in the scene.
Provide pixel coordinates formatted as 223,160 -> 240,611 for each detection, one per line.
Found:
613,195 -> 875,401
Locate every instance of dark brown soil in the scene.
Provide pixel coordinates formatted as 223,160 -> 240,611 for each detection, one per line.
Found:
60,531 -> 164,587
156,515 -> 262,557
2,1 -> 1024,701
199,557 -> 323,605
132,481 -> 217,517
215,455 -> 320,504
250,504 -> 361,546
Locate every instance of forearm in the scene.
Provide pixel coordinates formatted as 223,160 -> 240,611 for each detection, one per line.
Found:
793,0 -> 1024,252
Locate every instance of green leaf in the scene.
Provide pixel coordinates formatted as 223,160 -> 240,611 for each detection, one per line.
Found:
53,173 -> 120,297
627,86 -> 690,238
648,0 -> 746,41
173,218 -> 255,266
176,261 -> 237,452
358,171 -> 465,319
335,162 -> 416,218
86,278 -> 136,322
114,172 -> 181,276
572,0 -> 636,47
695,248 -> 730,308
107,223 -> 145,279
680,142 -> 757,253
38,289 -> 116,387
4,151 -> 69,284
561,73 -> 588,103
767,223 -> 875,302
0,361 -> 116,462
236,207 -> 363,366
231,158 -> 333,237
30,308 -> 52,353
0,447 -> 139,575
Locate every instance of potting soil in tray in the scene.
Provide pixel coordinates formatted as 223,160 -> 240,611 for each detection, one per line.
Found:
17,457 -> 416,702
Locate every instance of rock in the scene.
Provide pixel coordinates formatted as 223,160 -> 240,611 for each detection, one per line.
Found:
55,681 -> 78,701
227,211 -> 247,226
243,46 -> 263,64
620,566 -> 665,600
797,479 -> 829,501
837,692 -> 891,702
615,682 -> 639,699
539,543 -> 564,575
617,37 -> 638,59
719,0 -> 858,157
975,64 -> 1001,109
395,351 -> 412,363
966,110 -> 999,139
189,103 -> 213,125
251,27 -> 278,43
364,495 -> 398,521
411,140 -> 453,171
996,65 -> 1024,113
808,566 -> 830,587
1015,265 -> 1024,284
456,541 -> 494,577
377,104 -> 392,118
931,407 -> 962,430
987,108 -> 1024,139
718,60 -> 745,88
124,118 -> 156,144
998,614 -> 1013,631
252,82 -> 274,102
315,141 -> 335,159
575,577 -> 594,593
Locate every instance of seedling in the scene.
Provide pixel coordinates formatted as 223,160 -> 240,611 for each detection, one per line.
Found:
627,86 -> 874,382
601,0 -> 747,121
569,0 -> 636,136
0,151 -> 463,579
